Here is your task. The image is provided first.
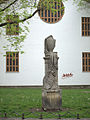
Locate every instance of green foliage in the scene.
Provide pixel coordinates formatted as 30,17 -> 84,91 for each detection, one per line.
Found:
73,0 -> 90,9
0,0 -> 35,54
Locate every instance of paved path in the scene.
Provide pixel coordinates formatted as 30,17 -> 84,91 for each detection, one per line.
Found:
0,118 -> 90,120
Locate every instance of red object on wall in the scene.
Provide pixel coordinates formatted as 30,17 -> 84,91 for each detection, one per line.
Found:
62,73 -> 73,78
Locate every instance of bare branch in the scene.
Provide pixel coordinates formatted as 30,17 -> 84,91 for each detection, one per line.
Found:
0,9 -> 40,27
0,0 -> 18,12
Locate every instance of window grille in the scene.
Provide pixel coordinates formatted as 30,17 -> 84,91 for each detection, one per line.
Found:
82,17 -> 90,36
6,15 -> 19,35
82,52 -> 90,72
6,52 -> 19,72
38,0 -> 64,24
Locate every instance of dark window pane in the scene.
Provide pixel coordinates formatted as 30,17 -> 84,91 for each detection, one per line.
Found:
83,67 -> 84,71
41,10 -> 43,17
7,53 -> 9,57
82,24 -> 84,30
88,54 -> 90,57
83,53 -> 84,57
10,59 -> 12,65
55,18 -> 57,21
48,18 -> 50,22
86,66 -> 87,71
16,59 -> 18,65
13,60 -> 15,65
52,13 -> 53,17
45,10 -> 47,17
82,17 -> 84,22
85,24 -> 87,30
7,59 -> 9,65
13,53 -> 15,57
86,59 -> 87,65
88,24 -> 90,30
13,67 -> 15,71
52,18 -> 53,22
89,67 -> 90,71
16,25 -> 18,27
58,4 -> 60,9
7,67 -> 9,71
86,54 -> 87,57
83,59 -> 84,65
85,17 -> 87,22
16,67 -> 18,71
82,31 -> 84,36
10,67 -> 12,71
89,59 -> 90,65
10,53 -> 12,57
55,2 -> 57,9
88,18 -> 90,22
55,12 -> 57,17
85,32 -> 87,36
16,53 -> 18,57
48,11 -> 50,17
58,11 -> 60,17
88,32 -> 90,36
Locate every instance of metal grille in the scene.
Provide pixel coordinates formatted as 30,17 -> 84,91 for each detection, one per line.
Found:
38,0 -> 64,24
82,52 -> 90,72
6,52 -> 19,72
82,17 -> 90,36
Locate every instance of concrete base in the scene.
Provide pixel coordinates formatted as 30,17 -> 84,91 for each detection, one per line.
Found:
42,89 -> 62,110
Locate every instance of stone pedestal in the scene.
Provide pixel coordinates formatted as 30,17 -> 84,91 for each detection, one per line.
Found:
42,89 -> 62,110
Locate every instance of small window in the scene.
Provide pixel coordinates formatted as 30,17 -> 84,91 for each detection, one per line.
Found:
82,17 -> 90,36
6,15 -> 19,35
82,52 -> 90,72
38,0 -> 64,24
6,52 -> 19,72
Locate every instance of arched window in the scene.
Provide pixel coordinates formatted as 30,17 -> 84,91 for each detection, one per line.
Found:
38,0 -> 64,24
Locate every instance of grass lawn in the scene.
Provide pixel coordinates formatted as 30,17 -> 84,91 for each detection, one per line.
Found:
0,88 -> 90,118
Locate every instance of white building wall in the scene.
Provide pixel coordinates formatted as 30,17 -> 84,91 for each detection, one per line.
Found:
0,0 -> 90,86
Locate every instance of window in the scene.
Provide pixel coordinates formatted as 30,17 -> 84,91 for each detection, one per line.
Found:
82,52 -> 90,72
6,52 -> 19,72
82,17 -> 90,36
6,15 -> 19,35
38,0 -> 64,24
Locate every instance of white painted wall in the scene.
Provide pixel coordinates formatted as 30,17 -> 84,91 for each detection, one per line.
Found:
0,0 -> 90,86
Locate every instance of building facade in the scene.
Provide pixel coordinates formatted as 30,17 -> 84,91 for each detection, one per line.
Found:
0,0 -> 90,86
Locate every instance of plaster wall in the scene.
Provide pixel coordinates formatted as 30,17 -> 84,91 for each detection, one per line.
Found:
0,0 -> 90,86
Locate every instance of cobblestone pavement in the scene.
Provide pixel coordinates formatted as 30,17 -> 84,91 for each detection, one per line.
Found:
0,118 -> 90,120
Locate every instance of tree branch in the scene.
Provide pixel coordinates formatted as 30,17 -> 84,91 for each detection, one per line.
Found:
0,9 -> 40,27
0,0 -> 18,12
